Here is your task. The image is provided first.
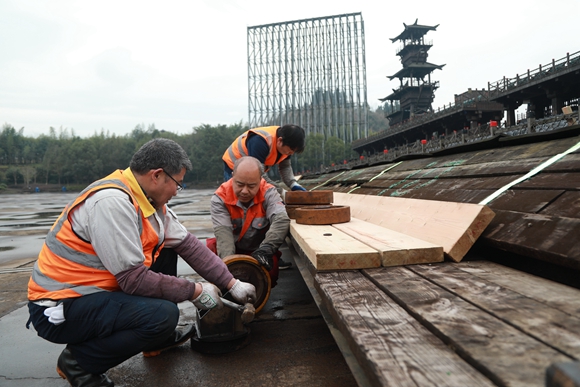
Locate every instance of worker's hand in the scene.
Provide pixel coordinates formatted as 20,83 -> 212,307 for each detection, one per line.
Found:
192,282 -> 223,310
229,279 -> 257,305
290,182 -> 306,191
251,246 -> 274,270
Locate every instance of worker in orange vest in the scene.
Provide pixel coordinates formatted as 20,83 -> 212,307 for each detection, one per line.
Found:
208,156 -> 291,280
27,139 -> 256,387
223,125 -> 306,192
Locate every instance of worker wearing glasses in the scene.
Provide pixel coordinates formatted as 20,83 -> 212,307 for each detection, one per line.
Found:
27,138 -> 256,387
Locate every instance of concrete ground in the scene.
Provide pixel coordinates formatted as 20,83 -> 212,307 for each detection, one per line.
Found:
0,244 -> 358,387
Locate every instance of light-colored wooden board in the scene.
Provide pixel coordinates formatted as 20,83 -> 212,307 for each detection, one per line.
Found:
366,266 -> 572,387
334,192 -> 495,262
290,221 -> 381,270
315,270 -> 496,387
409,263 -> 580,359
333,217 -> 444,267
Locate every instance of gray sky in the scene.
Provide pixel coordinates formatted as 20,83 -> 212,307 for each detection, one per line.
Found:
1,0 -> 578,138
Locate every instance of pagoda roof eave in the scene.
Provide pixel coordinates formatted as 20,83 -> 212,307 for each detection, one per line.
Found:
390,19 -> 440,42
388,63 -> 446,80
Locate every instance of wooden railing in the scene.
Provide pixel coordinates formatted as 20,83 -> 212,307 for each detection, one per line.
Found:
488,51 -> 580,96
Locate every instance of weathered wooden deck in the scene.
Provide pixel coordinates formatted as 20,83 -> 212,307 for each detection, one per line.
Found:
288,130 -> 580,386
289,240 -> 580,387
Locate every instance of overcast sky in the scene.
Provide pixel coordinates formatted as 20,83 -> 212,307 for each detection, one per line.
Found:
1,0 -> 579,138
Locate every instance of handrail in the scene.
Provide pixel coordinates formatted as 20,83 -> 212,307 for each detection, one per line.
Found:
488,51 -> 580,96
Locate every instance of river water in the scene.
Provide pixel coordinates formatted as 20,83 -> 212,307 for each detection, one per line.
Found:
0,189 -> 217,267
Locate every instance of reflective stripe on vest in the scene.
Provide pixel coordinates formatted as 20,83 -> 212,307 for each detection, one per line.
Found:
28,170 -> 161,301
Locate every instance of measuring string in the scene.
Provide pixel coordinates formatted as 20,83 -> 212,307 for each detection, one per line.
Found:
479,139 -> 580,205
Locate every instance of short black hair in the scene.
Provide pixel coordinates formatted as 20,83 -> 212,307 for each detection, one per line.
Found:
130,138 -> 192,175
277,125 -> 305,154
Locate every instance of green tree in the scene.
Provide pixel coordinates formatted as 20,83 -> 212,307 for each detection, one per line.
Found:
5,166 -> 21,184
188,123 -> 246,183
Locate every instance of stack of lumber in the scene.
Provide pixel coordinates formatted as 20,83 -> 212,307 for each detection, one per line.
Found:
296,136 -> 580,271
289,192 -> 494,271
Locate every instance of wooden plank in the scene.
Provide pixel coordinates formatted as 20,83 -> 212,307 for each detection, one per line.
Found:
366,266 -> 571,387
315,270 -> 495,387
488,189 -> 564,212
354,188 -> 489,204
409,263 -> 580,359
333,192 -> 495,262
452,261 -> 580,317
289,221 -> 381,270
540,191 -> 580,218
367,159 -> 548,181
483,210 -> 580,270
544,152 -> 580,171
363,175 -> 520,191
332,218 -> 444,267
517,172 -> 580,189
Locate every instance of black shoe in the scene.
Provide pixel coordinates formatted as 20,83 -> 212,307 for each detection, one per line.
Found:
57,347 -> 114,387
142,324 -> 197,357
278,257 -> 292,270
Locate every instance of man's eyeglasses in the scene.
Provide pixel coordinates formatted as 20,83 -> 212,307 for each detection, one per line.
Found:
162,169 -> 184,192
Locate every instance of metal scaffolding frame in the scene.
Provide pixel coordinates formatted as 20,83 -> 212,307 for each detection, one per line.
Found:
247,13 -> 368,142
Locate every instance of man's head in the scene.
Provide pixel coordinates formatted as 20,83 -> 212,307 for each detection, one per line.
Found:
130,138 -> 192,208
276,125 -> 305,156
232,156 -> 263,205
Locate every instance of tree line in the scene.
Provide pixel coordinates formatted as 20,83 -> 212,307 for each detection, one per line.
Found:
0,107 -> 390,189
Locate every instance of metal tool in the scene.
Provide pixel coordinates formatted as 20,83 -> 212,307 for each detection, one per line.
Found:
221,297 -> 256,324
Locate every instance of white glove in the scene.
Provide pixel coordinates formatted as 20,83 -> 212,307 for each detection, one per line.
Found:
192,282 -> 223,310
44,304 -> 65,325
229,279 -> 257,305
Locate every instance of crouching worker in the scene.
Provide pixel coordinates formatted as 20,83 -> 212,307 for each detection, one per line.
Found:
208,156 -> 291,287
26,138 -> 256,387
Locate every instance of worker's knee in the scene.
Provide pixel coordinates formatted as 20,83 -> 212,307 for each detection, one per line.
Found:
147,301 -> 180,335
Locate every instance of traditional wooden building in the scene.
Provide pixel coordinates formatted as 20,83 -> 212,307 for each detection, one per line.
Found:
380,19 -> 444,126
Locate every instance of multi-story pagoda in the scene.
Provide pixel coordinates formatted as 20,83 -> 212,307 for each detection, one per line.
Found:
380,19 -> 444,126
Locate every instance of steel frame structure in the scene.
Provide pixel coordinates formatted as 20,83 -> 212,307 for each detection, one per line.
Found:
247,13 -> 368,142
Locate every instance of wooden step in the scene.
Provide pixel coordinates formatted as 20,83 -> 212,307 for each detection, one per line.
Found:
333,217 -> 444,267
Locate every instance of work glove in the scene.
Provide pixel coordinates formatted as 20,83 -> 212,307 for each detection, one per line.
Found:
192,282 -> 223,310
251,245 -> 275,270
229,279 -> 257,305
290,182 -> 306,191
44,304 -> 65,325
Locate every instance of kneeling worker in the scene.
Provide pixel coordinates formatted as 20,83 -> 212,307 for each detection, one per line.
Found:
27,138 -> 256,387
208,156 -> 291,286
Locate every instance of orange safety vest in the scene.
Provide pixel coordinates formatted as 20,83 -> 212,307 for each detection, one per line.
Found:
222,126 -> 289,171
215,178 -> 273,249
27,170 -> 163,301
